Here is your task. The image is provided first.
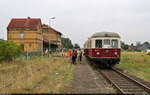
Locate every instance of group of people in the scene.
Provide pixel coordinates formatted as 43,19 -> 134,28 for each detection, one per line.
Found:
67,48 -> 83,64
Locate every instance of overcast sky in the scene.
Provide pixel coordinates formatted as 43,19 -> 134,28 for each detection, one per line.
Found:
0,0 -> 150,47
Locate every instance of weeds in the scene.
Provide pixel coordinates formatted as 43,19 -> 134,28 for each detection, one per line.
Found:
117,52 -> 150,82
0,56 -> 74,93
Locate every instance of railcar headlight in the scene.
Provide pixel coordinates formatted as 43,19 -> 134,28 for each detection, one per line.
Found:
106,50 -> 109,53
114,52 -> 118,55
96,52 -> 100,55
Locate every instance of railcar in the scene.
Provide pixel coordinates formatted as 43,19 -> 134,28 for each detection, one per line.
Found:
84,32 -> 121,68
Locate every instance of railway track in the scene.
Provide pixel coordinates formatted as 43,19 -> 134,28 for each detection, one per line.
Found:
99,68 -> 150,94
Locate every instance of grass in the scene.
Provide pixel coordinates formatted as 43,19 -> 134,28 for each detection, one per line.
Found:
0,54 -> 74,93
117,51 -> 150,82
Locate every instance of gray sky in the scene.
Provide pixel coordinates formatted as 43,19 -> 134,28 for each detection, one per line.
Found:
0,0 -> 150,47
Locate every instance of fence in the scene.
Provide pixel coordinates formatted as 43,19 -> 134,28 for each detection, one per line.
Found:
19,51 -> 43,60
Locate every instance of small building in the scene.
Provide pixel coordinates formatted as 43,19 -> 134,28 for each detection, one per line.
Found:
135,43 -> 150,52
7,17 -> 43,52
42,24 -> 62,52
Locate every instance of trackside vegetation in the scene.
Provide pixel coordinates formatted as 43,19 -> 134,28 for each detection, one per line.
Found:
117,52 -> 150,82
0,55 -> 74,93
0,40 -> 22,61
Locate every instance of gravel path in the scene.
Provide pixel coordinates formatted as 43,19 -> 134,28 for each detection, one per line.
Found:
64,56 -> 111,94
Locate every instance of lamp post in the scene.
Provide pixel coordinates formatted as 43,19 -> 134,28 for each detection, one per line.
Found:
49,17 -> 56,28
41,36 -> 43,56
49,17 -> 56,54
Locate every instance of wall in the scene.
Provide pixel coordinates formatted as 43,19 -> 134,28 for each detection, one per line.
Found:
8,29 -> 42,52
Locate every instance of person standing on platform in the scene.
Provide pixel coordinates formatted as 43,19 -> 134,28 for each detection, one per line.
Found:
67,50 -> 72,63
77,48 -> 82,64
45,48 -> 48,56
72,49 -> 76,64
74,49 -> 77,64
61,49 -> 64,58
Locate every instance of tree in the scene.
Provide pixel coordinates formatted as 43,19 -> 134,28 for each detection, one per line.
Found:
136,41 -> 141,46
121,41 -> 125,49
61,37 -> 73,49
0,40 -> 22,61
121,41 -> 129,50
143,41 -> 149,45
74,43 -> 80,49
131,43 -> 134,46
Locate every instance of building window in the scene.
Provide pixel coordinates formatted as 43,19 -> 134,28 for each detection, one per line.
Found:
20,32 -> 24,39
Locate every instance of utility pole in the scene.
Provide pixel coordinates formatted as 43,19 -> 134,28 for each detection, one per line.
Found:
49,17 -> 56,54
49,17 -> 56,28
41,35 -> 43,56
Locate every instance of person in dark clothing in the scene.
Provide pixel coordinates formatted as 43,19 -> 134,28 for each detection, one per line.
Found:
74,49 -> 77,64
72,49 -> 76,64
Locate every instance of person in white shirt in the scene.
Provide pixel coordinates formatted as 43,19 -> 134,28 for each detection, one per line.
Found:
77,48 -> 82,64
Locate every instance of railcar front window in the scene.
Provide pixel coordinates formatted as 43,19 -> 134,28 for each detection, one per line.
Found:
112,40 -> 118,48
103,39 -> 111,48
95,40 -> 102,48
104,39 -> 110,45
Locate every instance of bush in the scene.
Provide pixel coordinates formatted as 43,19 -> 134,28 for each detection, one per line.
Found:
135,49 -> 142,52
0,41 -> 22,61
147,52 -> 150,56
127,49 -> 134,52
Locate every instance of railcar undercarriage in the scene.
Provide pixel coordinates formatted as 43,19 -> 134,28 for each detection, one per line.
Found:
85,54 -> 120,68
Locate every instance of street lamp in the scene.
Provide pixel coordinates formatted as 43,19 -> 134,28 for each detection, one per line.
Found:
49,17 -> 56,54
49,17 -> 56,27
41,35 -> 43,56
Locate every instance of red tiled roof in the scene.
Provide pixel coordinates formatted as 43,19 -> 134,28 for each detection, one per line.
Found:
50,27 -> 62,35
7,17 -> 41,30
42,24 -> 62,35
42,24 -> 48,27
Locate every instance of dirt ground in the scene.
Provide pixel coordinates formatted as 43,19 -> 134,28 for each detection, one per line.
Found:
61,56 -> 115,94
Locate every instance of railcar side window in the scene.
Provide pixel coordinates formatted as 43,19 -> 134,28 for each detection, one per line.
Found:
112,39 -> 118,48
95,40 -> 102,48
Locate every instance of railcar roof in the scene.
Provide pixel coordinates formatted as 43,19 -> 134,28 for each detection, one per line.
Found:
91,32 -> 120,38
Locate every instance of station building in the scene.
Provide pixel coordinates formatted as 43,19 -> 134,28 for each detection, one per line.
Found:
7,17 -> 62,52
42,24 -> 62,52
7,17 -> 42,52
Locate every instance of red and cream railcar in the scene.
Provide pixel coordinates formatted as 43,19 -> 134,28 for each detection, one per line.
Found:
84,32 -> 121,68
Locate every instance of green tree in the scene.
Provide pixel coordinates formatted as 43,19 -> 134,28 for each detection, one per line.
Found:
74,43 -> 80,49
143,41 -> 149,45
136,41 -> 141,46
61,37 -> 73,49
0,40 -> 22,61
121,41 -> 129,50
